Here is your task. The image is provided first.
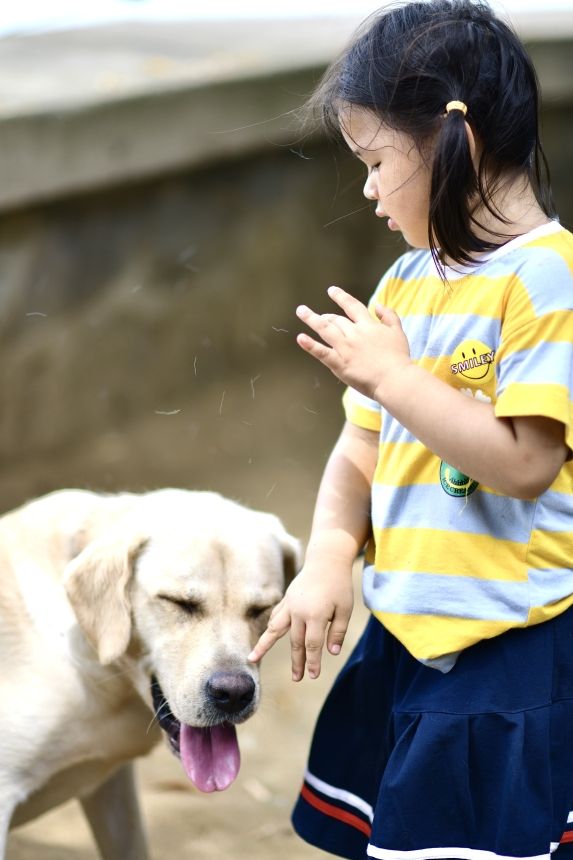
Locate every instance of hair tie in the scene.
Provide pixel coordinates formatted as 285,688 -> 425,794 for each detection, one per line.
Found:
445,100 -> 468,116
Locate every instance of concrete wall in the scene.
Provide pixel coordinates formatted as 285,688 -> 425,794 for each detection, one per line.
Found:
0,141 -> 395,535
0,21 -> 571,537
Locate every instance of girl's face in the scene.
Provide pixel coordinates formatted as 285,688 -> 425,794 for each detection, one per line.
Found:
339,107 -> 432,249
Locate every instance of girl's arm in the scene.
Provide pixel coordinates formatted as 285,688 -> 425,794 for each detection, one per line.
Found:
248,420 -> 378,680
373,363 -> 566,499
297,286 -> 568,499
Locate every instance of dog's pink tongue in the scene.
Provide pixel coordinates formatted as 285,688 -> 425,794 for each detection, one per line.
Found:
180,724 -> 240,792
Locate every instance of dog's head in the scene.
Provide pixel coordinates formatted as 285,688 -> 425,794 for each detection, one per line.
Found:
63,489 -> 300,792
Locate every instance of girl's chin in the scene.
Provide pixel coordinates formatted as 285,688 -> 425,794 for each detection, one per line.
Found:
393,226 -> 431,250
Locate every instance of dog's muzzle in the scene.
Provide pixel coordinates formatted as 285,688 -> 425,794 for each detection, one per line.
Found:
149,671 -> 257,793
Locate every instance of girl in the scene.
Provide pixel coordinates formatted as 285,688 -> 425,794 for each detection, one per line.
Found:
249,2 -> 573,859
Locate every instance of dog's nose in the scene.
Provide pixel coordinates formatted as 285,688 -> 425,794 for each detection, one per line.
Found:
206,671 -> 255,714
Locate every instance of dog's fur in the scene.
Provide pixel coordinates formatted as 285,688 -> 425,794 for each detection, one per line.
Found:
0,488 -> 299,860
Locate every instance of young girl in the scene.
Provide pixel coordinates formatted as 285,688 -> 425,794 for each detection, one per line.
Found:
248,2 -> 573,858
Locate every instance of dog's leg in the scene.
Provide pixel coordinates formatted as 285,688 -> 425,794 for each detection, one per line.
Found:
79,764 -> 149,860
0,820 -> 8,860
0,796 -> 17,860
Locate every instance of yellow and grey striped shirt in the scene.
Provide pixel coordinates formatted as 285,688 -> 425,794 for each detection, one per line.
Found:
344,222 -> 573,671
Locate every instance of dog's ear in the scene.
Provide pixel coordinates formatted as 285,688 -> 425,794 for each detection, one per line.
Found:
279,532 -> 302,590
64,530 -> 148,665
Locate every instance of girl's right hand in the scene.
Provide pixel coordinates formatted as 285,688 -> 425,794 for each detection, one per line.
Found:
247,558 -> 354,681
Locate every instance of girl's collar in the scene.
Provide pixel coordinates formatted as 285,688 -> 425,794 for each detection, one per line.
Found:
431,220 -> 564,281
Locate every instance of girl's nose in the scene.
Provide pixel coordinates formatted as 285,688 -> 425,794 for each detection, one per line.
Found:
363,172 -> 378,200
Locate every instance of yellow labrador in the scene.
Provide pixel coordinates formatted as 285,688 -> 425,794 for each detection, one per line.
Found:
0,488 -> 300,860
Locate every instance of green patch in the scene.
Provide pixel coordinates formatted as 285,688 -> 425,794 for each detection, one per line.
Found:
440,461 -> 479,497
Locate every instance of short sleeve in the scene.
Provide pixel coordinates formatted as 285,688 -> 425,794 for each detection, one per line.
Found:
494,247 -> 573,451
343,387 -> 383,431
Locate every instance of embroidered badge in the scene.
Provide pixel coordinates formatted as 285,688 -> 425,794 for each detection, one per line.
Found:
440,461 -> 479,497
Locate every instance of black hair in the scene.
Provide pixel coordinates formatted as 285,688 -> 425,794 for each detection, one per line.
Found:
306,0 -> 555,269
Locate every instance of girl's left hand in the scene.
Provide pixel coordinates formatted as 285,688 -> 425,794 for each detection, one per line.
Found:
296,286 -> 411,401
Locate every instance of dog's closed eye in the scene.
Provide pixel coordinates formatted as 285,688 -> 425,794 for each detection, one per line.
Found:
158,595 -> 204,617
246,604 -> 274,621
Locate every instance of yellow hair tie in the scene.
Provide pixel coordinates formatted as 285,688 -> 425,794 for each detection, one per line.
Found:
445,100 -> 468,116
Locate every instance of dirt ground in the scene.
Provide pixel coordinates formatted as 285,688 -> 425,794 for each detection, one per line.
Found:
7,568 -> 369,860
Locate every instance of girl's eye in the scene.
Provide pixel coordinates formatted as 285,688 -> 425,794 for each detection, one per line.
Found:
369,163 -> 381,174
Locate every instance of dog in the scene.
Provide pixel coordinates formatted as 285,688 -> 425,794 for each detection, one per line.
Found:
0,488 -> 300,860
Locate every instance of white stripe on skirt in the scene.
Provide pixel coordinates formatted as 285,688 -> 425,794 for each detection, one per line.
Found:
367,845 -> 552,860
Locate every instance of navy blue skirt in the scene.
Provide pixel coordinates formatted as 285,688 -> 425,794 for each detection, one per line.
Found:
292,609 -> 573,860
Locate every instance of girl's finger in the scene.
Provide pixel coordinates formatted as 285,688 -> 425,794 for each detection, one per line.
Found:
296,333 -> 334,363
247,607 -> 291,663
290,617 -> 307,681
323,312 -> 354,336
297,334 -> 345,379
327,286 -> 370,322
326,610 -> 350,656
295,304 -> 323,326
296,305 -> 344,345
268,599 -> 284,621
374,303 -> 402,328
304,620 -> 327,680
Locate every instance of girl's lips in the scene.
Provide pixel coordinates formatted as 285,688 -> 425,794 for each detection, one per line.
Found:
375,208 -> 399,231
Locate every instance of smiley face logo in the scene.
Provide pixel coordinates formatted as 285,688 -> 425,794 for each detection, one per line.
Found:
450,339 -> 495,384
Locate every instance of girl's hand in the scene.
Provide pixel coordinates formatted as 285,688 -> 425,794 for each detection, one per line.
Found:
247,558 -> 354,681
296,286 -> 410,402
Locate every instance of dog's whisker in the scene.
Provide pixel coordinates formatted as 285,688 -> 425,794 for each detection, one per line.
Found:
146,693 -> 177,736
146,713 -> 160,735
149,679 -> 165,734
156,701 -> 174,719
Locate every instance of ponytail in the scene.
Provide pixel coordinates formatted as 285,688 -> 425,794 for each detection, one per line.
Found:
429,106 -> 478,270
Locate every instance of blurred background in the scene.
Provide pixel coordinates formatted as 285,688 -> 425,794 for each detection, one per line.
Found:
1,1 -> 572,858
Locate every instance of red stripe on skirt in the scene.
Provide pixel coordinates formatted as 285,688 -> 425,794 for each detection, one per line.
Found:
561,831 -> 573,844
300,784 -> 372,838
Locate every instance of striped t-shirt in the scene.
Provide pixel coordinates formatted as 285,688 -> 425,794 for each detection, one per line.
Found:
344,222 -> 573,671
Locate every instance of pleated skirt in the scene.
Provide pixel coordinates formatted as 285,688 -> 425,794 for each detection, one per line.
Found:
292,609 -> 573,860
